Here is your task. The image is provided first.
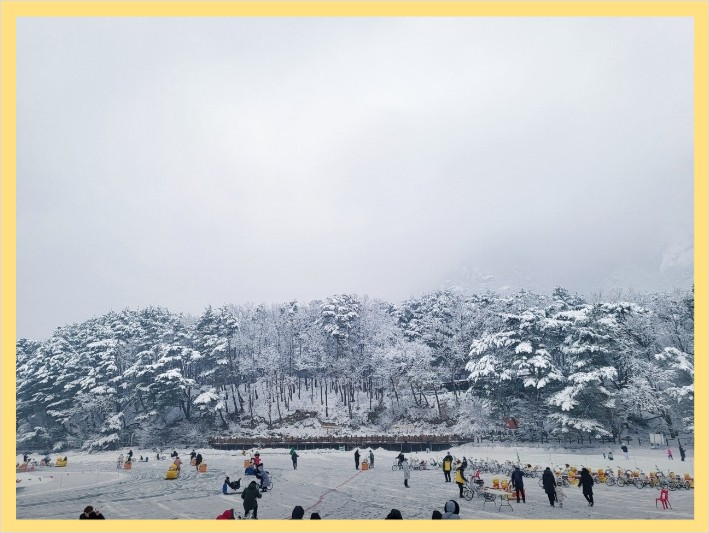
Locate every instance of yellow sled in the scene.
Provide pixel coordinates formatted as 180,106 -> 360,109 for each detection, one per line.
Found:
165,464 -> 179,480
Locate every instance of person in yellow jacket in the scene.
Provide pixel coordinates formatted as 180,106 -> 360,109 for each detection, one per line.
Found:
455,463 -> 467,498
442,452 -> 453,482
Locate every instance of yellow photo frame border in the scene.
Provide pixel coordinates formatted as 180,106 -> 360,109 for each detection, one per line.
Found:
1,1 -> 707,532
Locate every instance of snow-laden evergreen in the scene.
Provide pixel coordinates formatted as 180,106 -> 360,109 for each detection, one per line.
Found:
16,287 -> 693,451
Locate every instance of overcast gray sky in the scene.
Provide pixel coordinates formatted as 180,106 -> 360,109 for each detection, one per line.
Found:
16,17 -> 694,340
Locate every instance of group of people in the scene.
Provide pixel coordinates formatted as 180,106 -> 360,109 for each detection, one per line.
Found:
385,500 -> 461,519
242,452 -> 271,492
290,506 -> 320,519
217,504 -> 321,520
216,479 -> 265,519
668,445 -> 687,461
541,466 -> 594,507
79,505 -> 105,519
189,450 -> 204,470
353,448 -> 375,470
116,452 -> 133,468
440,452 -> 470,498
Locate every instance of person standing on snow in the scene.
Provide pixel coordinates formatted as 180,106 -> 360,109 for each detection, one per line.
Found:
621,444 -> 630,460
354,449 -> 360,470
442,452 -> 453,482
511,465 -> 525,503
454,462 -> 467,498
578,467 -> 595,506
259,468 -> 271,492
290,447 -> 299,470
542,467 -> 557,507
403,458 -> 411,488
679,445 -> 686,461
369,449 -> 374,468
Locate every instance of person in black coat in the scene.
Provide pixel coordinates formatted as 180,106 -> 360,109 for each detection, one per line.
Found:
354,449 -> 360,470
578,467 -> 594,506
397,452 -> 405,467
510,466 -> 525,503
542,467 -> 557,506
195,453 -> 203,469
679,445 -> 686,462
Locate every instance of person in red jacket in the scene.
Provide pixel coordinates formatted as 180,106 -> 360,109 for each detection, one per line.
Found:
252,452 -> 262,467
216,508 -> 236,519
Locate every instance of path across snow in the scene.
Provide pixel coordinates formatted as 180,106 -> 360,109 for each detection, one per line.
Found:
15,444 -> 694,520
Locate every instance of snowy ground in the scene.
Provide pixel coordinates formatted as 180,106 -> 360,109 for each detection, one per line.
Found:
16,444 -> 694,520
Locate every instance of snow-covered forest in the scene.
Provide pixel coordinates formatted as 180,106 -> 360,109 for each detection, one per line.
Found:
16,287 -> 694,452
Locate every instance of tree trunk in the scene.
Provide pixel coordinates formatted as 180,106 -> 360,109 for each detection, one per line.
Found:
390,377 -> 399,403
434,389 -> 442,419
410,382 -> 420,406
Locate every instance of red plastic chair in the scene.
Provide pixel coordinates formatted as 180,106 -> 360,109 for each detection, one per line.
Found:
655,488 -> 671,509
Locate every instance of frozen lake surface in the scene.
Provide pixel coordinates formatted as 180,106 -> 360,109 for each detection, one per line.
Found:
16,444 -> 694,520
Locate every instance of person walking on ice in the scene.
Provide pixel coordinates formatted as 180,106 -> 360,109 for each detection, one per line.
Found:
667,448 -> 673,460
511,465 -> 525,503
542,467 -> 557,507
402,458 -> 411,488
354,448 -> 360,470
578,467 -> 595,507
290,447 -> 298,470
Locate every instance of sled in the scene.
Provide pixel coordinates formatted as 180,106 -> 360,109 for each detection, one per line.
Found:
165,464 -> 179,480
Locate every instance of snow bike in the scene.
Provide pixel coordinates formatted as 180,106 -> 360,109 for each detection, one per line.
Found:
462,479 -> 485,501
